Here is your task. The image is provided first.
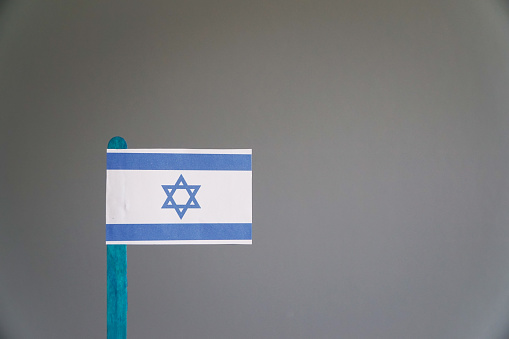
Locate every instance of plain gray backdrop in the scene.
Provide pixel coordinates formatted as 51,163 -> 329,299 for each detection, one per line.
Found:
2,0 -> 509,338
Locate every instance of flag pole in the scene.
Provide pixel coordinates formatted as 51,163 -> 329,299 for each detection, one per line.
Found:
107,136 -> 128,338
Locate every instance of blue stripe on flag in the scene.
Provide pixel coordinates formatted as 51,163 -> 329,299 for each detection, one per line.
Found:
107,153 -> 251,171
106,223 -> 252,241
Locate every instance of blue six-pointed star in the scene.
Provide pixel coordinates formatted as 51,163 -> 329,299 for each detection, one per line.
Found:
161,174 -> 201,219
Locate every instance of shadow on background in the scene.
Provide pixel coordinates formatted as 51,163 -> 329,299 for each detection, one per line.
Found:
0,0 -> 11,17
501,0 -> 509,13
0,0 -> 13,36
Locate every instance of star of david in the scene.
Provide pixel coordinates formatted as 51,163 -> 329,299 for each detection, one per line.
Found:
161,174 -> 201,219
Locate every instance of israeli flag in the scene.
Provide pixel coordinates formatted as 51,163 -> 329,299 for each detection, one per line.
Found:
106,149 -> 252,245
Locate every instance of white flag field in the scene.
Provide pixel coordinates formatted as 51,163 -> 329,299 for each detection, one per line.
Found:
106,149 -> 252,245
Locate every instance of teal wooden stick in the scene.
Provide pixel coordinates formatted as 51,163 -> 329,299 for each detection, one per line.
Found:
107,136 -> 128,338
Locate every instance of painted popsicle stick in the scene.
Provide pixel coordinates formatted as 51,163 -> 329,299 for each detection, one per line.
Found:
107,136 -> 127,338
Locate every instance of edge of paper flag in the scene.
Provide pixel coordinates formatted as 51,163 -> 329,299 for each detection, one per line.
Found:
106,240 -> 252,245
107,149 -> 251,154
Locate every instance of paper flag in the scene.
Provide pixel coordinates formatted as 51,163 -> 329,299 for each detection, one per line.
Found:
106,149 -> 252,245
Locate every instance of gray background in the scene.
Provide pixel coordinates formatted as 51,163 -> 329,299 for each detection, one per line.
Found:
2,0 -> 509,338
